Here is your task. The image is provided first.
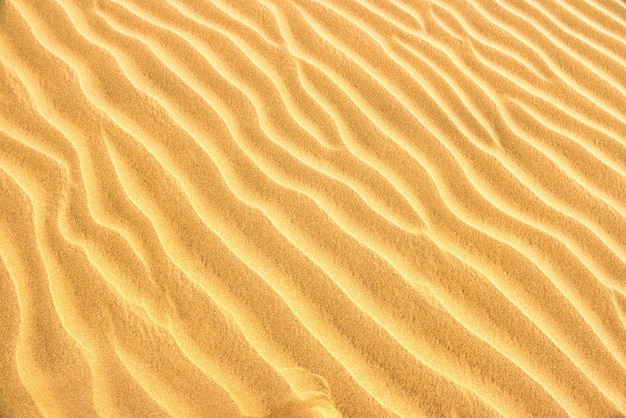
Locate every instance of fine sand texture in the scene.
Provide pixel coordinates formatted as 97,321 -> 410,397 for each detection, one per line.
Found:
1,0 -> 626,416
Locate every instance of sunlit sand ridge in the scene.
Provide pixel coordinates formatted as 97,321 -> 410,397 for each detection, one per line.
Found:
1,0 -> 625,416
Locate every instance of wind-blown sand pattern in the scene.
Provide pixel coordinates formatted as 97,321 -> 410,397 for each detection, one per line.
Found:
1,0 -> 625,416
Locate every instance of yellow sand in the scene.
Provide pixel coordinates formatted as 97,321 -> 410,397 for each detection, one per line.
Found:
1,0 -> 625,416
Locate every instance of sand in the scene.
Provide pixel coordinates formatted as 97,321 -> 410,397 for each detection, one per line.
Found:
0,0 -> 625,416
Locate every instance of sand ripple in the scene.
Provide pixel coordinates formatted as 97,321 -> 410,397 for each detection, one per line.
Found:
1,0 -> 625,416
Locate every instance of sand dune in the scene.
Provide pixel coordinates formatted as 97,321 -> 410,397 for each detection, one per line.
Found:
1,0 -> 625,416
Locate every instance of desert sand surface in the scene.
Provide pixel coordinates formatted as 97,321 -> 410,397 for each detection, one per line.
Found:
1,0 -> 626,416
